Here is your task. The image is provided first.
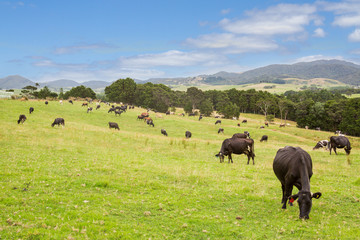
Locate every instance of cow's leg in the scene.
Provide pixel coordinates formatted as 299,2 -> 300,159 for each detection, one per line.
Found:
334,147 -> 337,155
282,184 -> 293,209
251,152 -> 255,165
281,184 -> 286,204
228,154 -> 233,163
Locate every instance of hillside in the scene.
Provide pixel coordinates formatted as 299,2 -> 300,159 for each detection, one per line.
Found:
0,75 -> 34,89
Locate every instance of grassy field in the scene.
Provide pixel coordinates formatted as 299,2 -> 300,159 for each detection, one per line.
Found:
0,99 -> 359,239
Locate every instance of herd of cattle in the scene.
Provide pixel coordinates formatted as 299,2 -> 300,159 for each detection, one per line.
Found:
16,100 -> 354,220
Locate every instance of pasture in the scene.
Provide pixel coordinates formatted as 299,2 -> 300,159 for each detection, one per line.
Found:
0,99 -> 359,239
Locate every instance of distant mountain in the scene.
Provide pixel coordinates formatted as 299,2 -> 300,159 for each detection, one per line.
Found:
0,75 -> 34,89
82,81 -> 111,89
41,79 -> 80,88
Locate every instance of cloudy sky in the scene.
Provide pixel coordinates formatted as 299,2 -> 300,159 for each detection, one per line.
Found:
1,0 -> 360,82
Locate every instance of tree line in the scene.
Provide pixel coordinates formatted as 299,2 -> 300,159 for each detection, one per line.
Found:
21,78 -> 360,136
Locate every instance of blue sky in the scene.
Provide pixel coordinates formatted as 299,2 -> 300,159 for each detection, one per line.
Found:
1,0 -> 360,82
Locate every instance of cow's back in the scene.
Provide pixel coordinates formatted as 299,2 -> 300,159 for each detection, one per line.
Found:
273,146 -> 312,184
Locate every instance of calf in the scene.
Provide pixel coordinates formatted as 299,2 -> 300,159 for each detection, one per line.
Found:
273,146 -> 322,219
185,131 -> 192,139
218,128 -> 224,134
313,140 -> 329,150
215,138 -> 255,164
260,135 -> 268,142
161,129 -> 168,136
329,136 -> 351,155
108,122 -> 119,130
215,120 -> 221,125
51,118 -> 65,127
29,107 -> 34,114
17,114 -> 27,124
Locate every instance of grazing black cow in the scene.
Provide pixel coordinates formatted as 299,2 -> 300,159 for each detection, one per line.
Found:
244,131 -> 251,138
237,123 -> 240,127
108,107 -> 116,113
161,129 -> 168,136
45,101 -> 48,105
313,140 -> 329,150
51,118 -> 65,127
273,146 -> 322,219
146,119 -> 154,127
96,105 -> 100,110
189,113 -> 195,117
242,119 -> 247,123
17,114 -> 27,124
108,122 -> 119,130
115,110 -> 122,116
215,138 -> 255,164
232,133 -> 248,139
218,128 -> 224,134
260,126 -> 265,129
329,136 -> 351,155
166,111 -> 170,115
185,131 -> 192,139
265,121 -> 269,127
215,120 -> 221,125
69,100 -> 73,104
198,115 -> 203,121
87,107 -> 93,113
137,115 -> 144,120
260,135 -> 268,142
29,107 -> 34,114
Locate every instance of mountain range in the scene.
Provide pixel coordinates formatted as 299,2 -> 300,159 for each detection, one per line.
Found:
1,59 -> 360,90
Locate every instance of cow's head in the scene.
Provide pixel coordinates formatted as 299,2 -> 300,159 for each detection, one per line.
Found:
345,146 -> 351,155
215,152 -> 224,163
289,191 -> 322,219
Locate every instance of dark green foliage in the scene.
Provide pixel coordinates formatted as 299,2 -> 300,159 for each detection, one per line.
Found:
199,98 -> 213,116
33,86 -> 58,99
105,78 -> 136,103
339,98 -> 360,136
63,85 -> 96,99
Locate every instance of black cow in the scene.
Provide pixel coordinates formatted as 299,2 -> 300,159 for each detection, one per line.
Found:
146,119 -> 154,127
218,128 -> 224,134
17,114 -> 26,124
87,107 -> 93,113
260,135 -> 268,142
108,108 -> 116,113
185,131 -> 192,139
313,140 -> 329,150
69,100 -> 73,104
329,136 -> 351,155
198,115 -> 203,121
96,105 -> 100,110
166,111 -> 170,115
161,129 -> 168,136
273,146 -> 322,219
265,122 -> 269,127
108,122 -> 119,130
242,119 -> 247,123
215,138 -> 255,164
232,133 -> 248,139
29,107 -> 34,114
215,120 -> 221,125
51,118 -> 65,127
115,110 -> 122,116
45,101 -> 48,105
189,113 -> 195,117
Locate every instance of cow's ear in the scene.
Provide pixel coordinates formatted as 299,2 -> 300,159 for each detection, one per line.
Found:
289,194 -> 299,203
312,192 -> 322,199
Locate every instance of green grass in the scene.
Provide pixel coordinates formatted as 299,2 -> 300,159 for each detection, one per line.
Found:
0,99 -> 359,239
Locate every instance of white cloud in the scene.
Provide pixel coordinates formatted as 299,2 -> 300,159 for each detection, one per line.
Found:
219,4 -> 319,36
294,55 -> 344,63
319,0 -> 360,27
54,43 -> 114,55
186,33 -> 278,53
349,28 -> 360,41
313,28 -> 325,37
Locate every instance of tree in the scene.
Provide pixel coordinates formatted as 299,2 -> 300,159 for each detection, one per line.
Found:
219,102 -> 240,119
63,85 -> 96,99
256,98 -> 273,120
183,101 -> 193,114
105,78 -> 136,103
186,87 -> 204,109
58,88 -> 64,99
199,98 -> 213,116
339,98 -> 360,136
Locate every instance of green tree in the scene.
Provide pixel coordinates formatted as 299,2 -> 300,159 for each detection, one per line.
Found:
63,85 -> 96,99
199,98 -> 213,116
339,98 -> 360,136
105,78 -> 136,103
183,101 -> 193,114
58,88 -> 64,99
219,102 -> 240,119
186,87 -> 204,109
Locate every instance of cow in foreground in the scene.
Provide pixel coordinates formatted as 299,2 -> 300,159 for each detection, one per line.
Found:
329,136 -> 351,155
185,131 -> 192,139
161,129 -> 168,136
260,135 -> 268,142
51,118 -> 65,127
108,122 -> 119,130
17,115 -> 27,124
273,146 -> 322,219
215,138 -> 255,164
29,107 -> 34,114
313,140 -> 329,150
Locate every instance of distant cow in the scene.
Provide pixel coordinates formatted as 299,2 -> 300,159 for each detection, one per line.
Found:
313,140 -> 329,150
108,108 -> 116,113
242,119 -> 247,123
260,126 -> 265,129
232,133 -> 248,139
166,111 -> 170,115
141,112 -> 149,118
108,122 -> 119,130
115,110 -> 122,116
280,124 -> 285,127
260,135 -> 268,142
96,105 -> 100,110
29,107 -> 34,114
215,138 -> 255,164
82,103 -> 88,107
237,123 -> 240,127
69,100 -> 73,104
137,115 -> 144,120
17,114 -> 26,124
265,121 -> 269,127
189,113 -> 195,117
45,101 -> 48,105
273,146 -> 322,219
215,120 -> 221,125
146,119 -> 154,127
161,129 -> 168,136
218,128 -> 224,134
198,115 -> 203,121
185,131 -> 192,139
244,131 -> 251,138
51,118 -> 65,127
329,136 -> 351,155
87,107 -> 93,113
